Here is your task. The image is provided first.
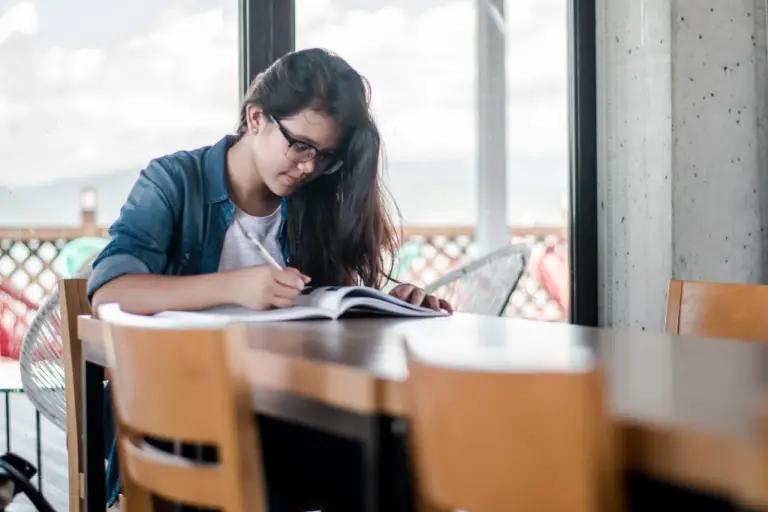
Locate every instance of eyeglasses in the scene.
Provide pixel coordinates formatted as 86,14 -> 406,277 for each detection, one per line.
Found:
268,114 -> 343,175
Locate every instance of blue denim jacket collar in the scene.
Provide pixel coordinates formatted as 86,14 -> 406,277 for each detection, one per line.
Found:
202,135 -> 234,204
204,135 -> 290,264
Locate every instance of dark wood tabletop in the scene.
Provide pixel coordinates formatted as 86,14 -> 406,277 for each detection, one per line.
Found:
244,315 -> 768,438
77,313 -> 768,507
78,313 -> 768,434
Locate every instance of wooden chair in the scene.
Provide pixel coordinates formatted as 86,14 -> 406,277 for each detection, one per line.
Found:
404,341 -> 616,512
665,279 -> 768,341
59,278 -> 92,512
104,322 -> 266,511
629,279 -> 768,508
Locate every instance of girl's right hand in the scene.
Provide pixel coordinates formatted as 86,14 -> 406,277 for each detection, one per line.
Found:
229,266 -> 311,310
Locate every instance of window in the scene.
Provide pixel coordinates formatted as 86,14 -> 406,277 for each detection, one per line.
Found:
297,0 -> 477,227
505,0 -> 569,320
296,0 -> 570,320
0,0 -> 239,303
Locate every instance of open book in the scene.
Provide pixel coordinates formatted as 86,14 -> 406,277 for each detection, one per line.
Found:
154,286 -> 449,324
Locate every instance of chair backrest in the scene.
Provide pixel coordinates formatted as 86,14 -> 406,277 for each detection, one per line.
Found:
58,278 -> 92,512
105,322 -> 266,512
404,342 -> 610,512
661,279 -> 768,506
23,268 -> 94,431
21,288 -> 67,430
424,243 -> 529,316
666,280 -> 768,341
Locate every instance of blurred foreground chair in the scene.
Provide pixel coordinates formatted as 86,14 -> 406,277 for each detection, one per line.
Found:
105,321 -> 266,511
404,338 -> 617,512
424,243 -> 529,316
665,279 -> 768,341
628,279 -> 768,509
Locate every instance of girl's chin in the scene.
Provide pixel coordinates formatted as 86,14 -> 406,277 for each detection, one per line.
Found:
267,181 -> 296,198
272,174 -> 302,195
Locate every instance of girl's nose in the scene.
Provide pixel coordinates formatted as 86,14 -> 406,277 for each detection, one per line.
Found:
297,159 -> 316,175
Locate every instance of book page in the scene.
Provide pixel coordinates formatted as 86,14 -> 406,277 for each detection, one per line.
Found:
338,286 -> 440,312
294,286 -> 356,311
296,286 -> 449,317
156,304 -> 334,323
97,303 -> 229,329
340,298 -> 448,317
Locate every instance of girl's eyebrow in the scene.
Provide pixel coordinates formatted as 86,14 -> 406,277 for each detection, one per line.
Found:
282,123 -> 339,153
285,126 -> 319,146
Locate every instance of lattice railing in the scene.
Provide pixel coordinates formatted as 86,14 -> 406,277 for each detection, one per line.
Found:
0,225 -> 569,324
395,226 -> 567,320
0,239 -> 67,304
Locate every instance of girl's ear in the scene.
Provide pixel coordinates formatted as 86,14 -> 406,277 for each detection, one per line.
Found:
245,104 -> 265,134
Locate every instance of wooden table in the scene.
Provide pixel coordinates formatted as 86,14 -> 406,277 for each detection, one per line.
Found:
78,314 -> 768,511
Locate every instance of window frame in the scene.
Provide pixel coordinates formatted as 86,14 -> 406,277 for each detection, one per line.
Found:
242,0 -> 599,325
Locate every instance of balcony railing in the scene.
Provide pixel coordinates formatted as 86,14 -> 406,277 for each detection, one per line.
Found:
0,222 -> 568,324
396,225 -> 567,320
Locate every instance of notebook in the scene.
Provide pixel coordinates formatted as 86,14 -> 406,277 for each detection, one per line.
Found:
154,285 -> 449,324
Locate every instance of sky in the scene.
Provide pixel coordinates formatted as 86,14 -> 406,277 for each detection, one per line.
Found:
0,0 -> 568,225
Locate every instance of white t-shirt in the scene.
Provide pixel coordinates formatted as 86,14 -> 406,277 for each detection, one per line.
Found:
217,207 -> 285,272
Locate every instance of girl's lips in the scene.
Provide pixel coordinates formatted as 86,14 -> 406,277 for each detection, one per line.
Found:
283,175 -> 301,187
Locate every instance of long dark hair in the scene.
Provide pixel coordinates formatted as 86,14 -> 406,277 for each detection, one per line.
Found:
237,48 -> 399,288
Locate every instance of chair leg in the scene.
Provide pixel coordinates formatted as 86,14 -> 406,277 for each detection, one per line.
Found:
60,279 -> 88,512
119,477 -> 152,512
66,374 -> 83,512
417,500 -> 444,512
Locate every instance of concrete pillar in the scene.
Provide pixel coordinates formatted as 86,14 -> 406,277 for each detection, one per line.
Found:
596,0 -> 768,330
476,0 -> 508,256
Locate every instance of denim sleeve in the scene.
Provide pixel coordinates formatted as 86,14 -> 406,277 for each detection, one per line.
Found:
87,160 -> 179,301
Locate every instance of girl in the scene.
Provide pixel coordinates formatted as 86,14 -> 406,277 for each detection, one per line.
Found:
89,48 -> 451,510
88,48 -> 451,316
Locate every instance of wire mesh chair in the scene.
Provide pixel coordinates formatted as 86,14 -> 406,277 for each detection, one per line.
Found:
0,283 -> 39,360
19,264 -> 94,432
424,243 -> 530,316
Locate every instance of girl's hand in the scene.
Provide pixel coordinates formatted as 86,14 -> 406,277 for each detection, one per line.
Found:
388,283 -> 454,313
229,266 -> 311,310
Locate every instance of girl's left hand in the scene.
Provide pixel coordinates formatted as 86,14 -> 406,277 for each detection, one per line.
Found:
389,283 -> 454,313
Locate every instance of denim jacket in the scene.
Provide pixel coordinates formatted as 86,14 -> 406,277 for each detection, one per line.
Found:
87,134 -> 289,301
88,135 -> 289,506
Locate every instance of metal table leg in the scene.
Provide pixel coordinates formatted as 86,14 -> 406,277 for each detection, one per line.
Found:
82,360 -> 105,511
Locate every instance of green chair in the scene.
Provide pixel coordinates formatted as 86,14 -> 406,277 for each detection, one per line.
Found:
52,237 -> 108,279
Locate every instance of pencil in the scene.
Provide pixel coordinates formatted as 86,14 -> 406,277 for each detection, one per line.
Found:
235,219 -> 282,270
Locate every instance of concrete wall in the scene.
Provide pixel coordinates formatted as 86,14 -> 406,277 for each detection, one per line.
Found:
596,0 -> 768,330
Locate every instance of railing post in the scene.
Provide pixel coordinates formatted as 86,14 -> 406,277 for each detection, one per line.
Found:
79,187 -> 98,237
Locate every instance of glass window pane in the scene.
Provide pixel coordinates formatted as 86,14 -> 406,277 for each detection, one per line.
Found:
297,0 -> 477,228
506,0 -> 569,321
296,0 -> 570,321
297,0 -> 478,298
0,1 -> 238,316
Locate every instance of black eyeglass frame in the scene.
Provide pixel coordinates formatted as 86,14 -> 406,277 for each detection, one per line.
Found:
268,114 -> 343,175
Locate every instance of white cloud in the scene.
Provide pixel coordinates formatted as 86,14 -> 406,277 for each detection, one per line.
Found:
0,5 -> 238,186
299,6 -> 409,58
381,106 -> 476,161
0,1 -> 37,46
37,47 -> 106,85
295,0 -> 338,31
127,9 -> 225,57
296,0 -> 568,162
0,0 -> 567,187
0,94 -> 30,119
